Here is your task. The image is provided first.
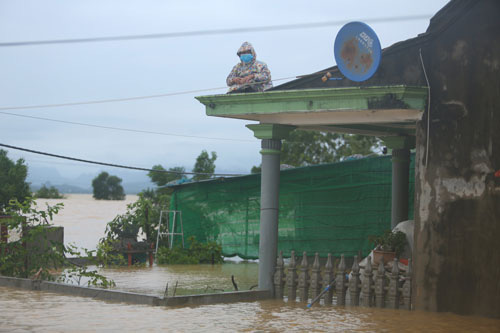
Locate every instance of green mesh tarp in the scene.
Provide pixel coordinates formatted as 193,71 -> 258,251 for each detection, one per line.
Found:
170,154 -> 415,259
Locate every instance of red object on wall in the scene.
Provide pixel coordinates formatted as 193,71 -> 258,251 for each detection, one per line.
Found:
494,170 -> 500,178
127,243 -> 132,266
149,243 -> 154,267
1,224 -> 7,243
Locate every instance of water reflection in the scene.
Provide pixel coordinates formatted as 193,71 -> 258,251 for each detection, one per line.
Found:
1,286 -> 499,332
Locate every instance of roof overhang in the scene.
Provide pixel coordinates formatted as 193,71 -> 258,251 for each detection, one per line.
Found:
195,85 -> 427,137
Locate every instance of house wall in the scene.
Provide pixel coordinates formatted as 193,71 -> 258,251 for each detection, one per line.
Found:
413,0 -> 500,318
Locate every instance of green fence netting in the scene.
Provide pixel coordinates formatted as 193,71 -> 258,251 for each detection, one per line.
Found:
169,154 -> 415,259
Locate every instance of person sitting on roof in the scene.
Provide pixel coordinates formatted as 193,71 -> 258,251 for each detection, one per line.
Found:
226,42 -> 273,93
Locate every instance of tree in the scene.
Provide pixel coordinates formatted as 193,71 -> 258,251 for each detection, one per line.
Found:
251,165 -> 261,174
103,191 -> 170,244
92,172 -> 125,200
281,131 -> 381,167
35,185 -> 64,199
192,150 -> 217,181
148,165 -> 186,187
0,149 -> 31,214
250,130 -> 381,171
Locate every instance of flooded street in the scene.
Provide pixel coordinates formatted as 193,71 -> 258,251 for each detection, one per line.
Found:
0,195 -> 495,331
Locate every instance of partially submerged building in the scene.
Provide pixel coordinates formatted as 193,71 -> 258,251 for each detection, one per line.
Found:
196,0 -> 500,318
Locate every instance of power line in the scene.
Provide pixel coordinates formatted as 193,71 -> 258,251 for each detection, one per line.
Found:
0,74 -> 298,142
0,15 -> 432,47
0,86 -> 226,111
3,153 -> 98,169
0,143 -> 247,177
0,111 -> 255,142
0,76 -> 296,111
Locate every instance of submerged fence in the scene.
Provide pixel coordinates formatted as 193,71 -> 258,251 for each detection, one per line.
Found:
274,251 -> 412,310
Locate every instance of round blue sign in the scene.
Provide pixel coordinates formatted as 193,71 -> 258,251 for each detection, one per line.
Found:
334,22 -> 382,82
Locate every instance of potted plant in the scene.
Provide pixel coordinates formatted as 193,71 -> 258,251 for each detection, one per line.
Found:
368,230 -> 407,265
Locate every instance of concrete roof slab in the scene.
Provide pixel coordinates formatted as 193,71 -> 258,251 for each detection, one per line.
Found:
195,85 -> 427,136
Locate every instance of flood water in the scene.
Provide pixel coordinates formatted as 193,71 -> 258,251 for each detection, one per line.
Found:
35,194 -> 138,251
98,264 -> 259,296
0,195 -> 497,331
2,285 -> 499,332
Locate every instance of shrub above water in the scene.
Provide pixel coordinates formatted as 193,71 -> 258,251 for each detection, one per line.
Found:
156,236 -> 223,265
34,185 -> 65,199
92,172 -> 125,200
369,230 -> 407,257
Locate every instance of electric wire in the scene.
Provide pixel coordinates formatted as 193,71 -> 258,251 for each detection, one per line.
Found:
0,15 -> 432,47
419,48 -> 431,166
0,111 -> 255,142
0,68 -> 352,142
0,76 -> 296,111
0,75 -> 298,143
0,143 -> 248,177
0,86 -> 225,111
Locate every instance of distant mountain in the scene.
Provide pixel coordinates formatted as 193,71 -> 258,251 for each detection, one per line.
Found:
122,181 -> 156,194
28,166 -> 66,184
31,182 -> 92,194
28,165 -> 155,194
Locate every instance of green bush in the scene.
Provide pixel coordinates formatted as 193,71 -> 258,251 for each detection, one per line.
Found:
95,239 -> 127,267
103,191 -> 170,244
156,247 -> 198,265
156,236 -> 223,265
369,230 -> 407,257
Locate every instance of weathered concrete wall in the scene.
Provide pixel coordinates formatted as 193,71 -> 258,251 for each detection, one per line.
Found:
25,225 -> 64,268
26,225 -> 64,252
413,0 -> 500,318
158,290 -> 272,306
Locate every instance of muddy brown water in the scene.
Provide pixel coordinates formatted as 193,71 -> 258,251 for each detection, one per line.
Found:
0,195 -> 494,331
35,194 -> 139,251
1,285 -> 499,332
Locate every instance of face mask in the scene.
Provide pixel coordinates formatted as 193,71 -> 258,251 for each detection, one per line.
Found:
240,54 -> 253,63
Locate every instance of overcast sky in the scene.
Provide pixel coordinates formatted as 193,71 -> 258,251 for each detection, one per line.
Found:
0,0 -> 449,180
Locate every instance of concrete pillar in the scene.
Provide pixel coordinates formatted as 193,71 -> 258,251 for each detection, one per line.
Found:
258,138 -> 281,290
391,148 -> 411,228
246,124 -> 295,291
381,136 -> 415,229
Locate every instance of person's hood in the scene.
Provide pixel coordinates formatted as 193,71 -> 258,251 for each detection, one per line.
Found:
237,41 -> 256,61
